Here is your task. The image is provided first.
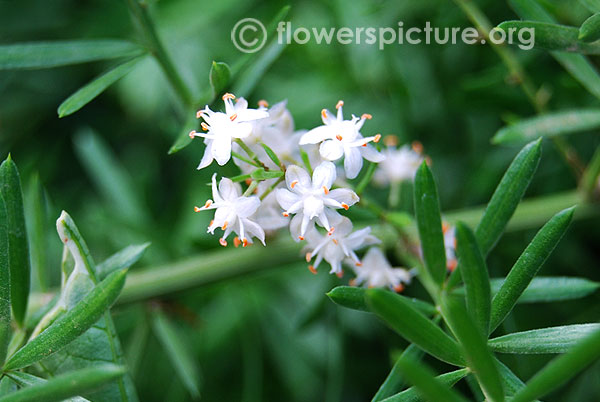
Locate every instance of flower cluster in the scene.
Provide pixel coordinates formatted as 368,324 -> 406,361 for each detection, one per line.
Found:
190,93 -> 443,291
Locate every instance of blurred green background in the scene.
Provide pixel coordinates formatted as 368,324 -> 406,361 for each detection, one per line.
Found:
1,0 -> 599,400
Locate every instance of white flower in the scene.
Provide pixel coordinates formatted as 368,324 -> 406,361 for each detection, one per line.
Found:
443,222 -> 457,271
351,248 -> 413,292
191,93 -> 269,169
299,100 -> 385,179
303,216 -> 379,276
252,179 -> 288,231
276,161 -> 359,241
374,141 -> 425,185
194,174 -> 265,247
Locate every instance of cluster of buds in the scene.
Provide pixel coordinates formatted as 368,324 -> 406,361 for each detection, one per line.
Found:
190,93 -> 451,291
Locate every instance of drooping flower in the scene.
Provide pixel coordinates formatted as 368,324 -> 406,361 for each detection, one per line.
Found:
443,222 -> 457,271
299,100 -> 385,179
374,140 -> 425,185
191,93 -> 269,169
351,248 -> 413,292
303,216 -> 379,276
276,161 -> 359,241
194,174 -> 265,247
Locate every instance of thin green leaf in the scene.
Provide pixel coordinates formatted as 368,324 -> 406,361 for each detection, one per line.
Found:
476,139 -> 542,255
260,143 -> 282,167
299,148 -> 313,175
96,243 -> 150,280
492,109 -> 600,145
511,329 -> 600,402
327,286 -> 436,316
380,368 -> 469,402
496,360 -> 539,399
581,0 -> 600,13
0,155 -> 31,326
151,310 -> 202,399
0,40 -> 144,70
209,61 -> 231,98
440,295 -> 504,402
366,289 -> 464,366
0,193 -> 9,364
390,356 -> 468,402
0,377 -> 16,397
232,39 -> 287,96
489,324 -> 600,354
454,276 -> 600,303
581,145 -> 600,198
413,161 -> 446,287
250,168 -> 284,180
58,57 -> 144,118
579,13 -> 600,42
0,364 -> 125,402
509,0 -> 600,99
6,372 -> 89,401
454,222 -> 491,333
25,174 -> 49,291
3,268 -> 127,370
372,344 -> 424,402
490,206 -> 575,332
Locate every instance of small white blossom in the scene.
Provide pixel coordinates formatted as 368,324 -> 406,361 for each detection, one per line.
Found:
374,141 -> 425,185
276,161 -> 359,241
443,222 -> 457,271
191,93 -> 269,169
299,100 -> 385,179
303,216 -> 379,276
195,174 -> 265,247
252,179 -> 288,231
351,248 -> 413,292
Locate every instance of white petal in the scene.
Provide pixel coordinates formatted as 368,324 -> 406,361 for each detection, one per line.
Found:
303,195 -> 324,219
242,218 -> 266,245
197,142 -> 214,170
319,140 -> 344,161
236,109 -> 269,122
235,196 -> 261,218
289,213 -> 303,241
285,165 -> 311,191
327,188 -> 359,206
212,136 -> 232,165
344,147 -> 363,179
234,97 -> 248,111
361,146 -> 386,163
218,178 -> 241,200
312,161 -> 336,190
299,126 -> 334,145
276,188 -> 300,211
211,173 -> 223,203
230,122 -> 253,139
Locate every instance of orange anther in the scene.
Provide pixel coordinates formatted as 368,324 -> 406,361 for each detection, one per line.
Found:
258,100 -> 269,108
290,180 -> 298,189
336,134 -> 343,141
373,134 -> 382,143
204,200 -> 212,208
412,140 -> 424,154
196,110 -> 204,118
282,212 -> 289,217
341,203 -> 349,210
323,186 -> 329,194
210,220 -> 214,226
349,278 -> 357,286
189,130 -> 196,139
448,259 -> 458,272
442,222 -> 449,233
305,252 -> 312,262
298,236 -> 305,241
328,227 -> 335,236
394,284 -> 405,293
242,238 -> 249,247
336,100 -> 344,109
194,206 -> 201,212
201,122 -> 209,131
332,239 -> 338,245
355,261 -> 362,267
229,113 -> 238,121
362,143 -> 367,147
321,109 -> 328,119
336,270 -> 344,278
219,238 -> 227,247
361,113 -> 372,120
222,221 -> 228,230
222,93 -> 235,100
308,265 -> 317,274
233,237 -> 241,247
384,135 -> 398,147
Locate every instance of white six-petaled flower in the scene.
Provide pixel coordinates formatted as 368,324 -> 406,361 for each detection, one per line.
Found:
195,174 -> 265,247
191,93 -> 269,169
276,161 -> 359,241
303,216 -> 379,276
374,141 -> 425,185
299,100 -> 385,179
351,248 -> 413,292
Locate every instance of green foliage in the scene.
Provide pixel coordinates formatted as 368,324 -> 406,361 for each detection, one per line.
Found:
0,193 -> 9,364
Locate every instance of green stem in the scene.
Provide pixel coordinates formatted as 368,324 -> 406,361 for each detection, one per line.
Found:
355,162 -> 378,196
231,151 -> 261,168
581,145 -> 600,200
243,181 -> 258,197
234,139 -> 267,169
259,176 -> 285,201
125,0 -> 193,107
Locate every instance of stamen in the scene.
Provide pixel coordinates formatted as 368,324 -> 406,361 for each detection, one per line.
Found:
194,206 -> 201,212
290,180 -> 299,189
328,227 -> 335,236
222,221 -> 228,230
336,100 -> 344,110
323,186 -> 329,194
336,270 -> 344,278
201,122 -> 209,131
321,109 -> 328,119
349,279 -> 357,286
448,260 -> 458,272
204,200 -> 212,208
219,238 -> 228,247
222,93 -> 235,100
196,110 -> 204,118
362,143 -> 367,147
341,203 -> 349,210
355,261 -> 362,267
412,140 -> 424,154
233,237 -> 241,247
229,113 -> 238,121
394,284 -> 405,293
361,113 -> 372,120
189,130 -> 197,139
384,135 -> 398,147
242,238 -> 249,247
305,252 -> 311,262
336,134 -> 343,141
308,265 -> 317,274
442,222 -> 449,233
258,100 -> 269,108
332,239 -> 338,245
373,134 -> 382,143
210,220 -> 214,226
282,212 -> 289,217
298,236 -> 305,241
